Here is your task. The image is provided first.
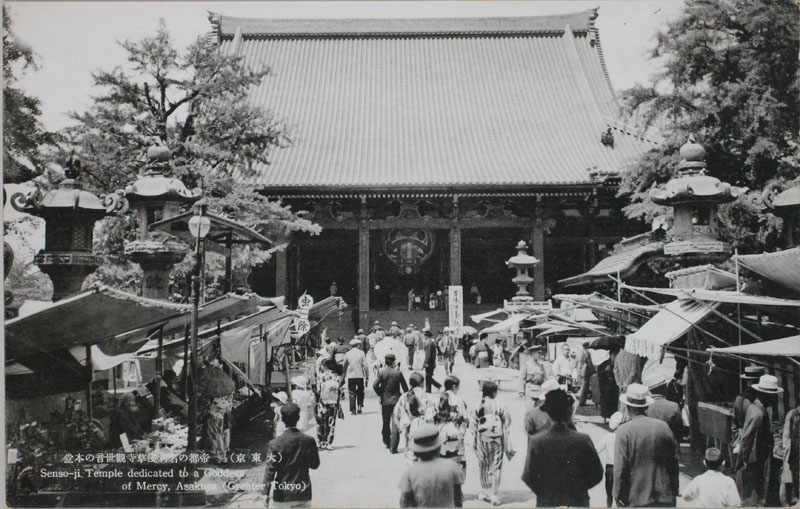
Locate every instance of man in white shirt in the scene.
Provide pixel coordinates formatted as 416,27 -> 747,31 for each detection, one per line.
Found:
552,344 -> 575,381
342,338 -> 369,415
683,447 -> 741,507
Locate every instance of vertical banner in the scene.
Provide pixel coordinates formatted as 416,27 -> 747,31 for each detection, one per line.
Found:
448,285 -> 463,331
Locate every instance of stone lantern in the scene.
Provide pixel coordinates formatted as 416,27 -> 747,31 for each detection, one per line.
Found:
767,180 -> 800,247
505,240 -> 540,306
651,137 -> 746,257
10,155 -> 128,301
123,146 -> 202,299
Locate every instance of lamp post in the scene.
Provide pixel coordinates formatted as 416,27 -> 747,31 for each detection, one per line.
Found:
187,204 -> 211,451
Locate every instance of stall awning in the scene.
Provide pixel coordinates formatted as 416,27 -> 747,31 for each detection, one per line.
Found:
308,296 -> 346,324
625,299 -> 718,359
736,247 -> 800,294
622,284 -> 800,307
559,242 -> 663,287
5,285 -> 189,362
471,309 -> 506,324
480,313 -> 534,334
708,335 -> 800,357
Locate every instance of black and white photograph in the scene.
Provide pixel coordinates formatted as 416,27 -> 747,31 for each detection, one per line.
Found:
3,0 -> 799,507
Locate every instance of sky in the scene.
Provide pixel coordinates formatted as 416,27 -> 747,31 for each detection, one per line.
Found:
6,0 -> 686,132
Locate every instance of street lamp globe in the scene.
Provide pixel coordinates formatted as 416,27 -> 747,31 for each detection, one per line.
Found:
188,215 -> 211,239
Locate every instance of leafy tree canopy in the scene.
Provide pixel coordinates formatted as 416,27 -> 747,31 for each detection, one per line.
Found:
3,7 -> 56,183
620,0 -> 800,252
63,21 -> 319,294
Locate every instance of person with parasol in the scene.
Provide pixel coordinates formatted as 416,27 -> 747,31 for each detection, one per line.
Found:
197,364 -> 236,464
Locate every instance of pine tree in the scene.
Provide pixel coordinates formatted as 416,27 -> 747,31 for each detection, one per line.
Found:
63,20 -> 320,294
620,0 -> 800,252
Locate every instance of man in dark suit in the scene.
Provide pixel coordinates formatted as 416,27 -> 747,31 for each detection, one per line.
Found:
613,384 -> 679,507
522,388 -> 603,507
262,403 -> 320,508
422,329 -> 442,393
373,354 -> 409,451
645,374 -> 684,447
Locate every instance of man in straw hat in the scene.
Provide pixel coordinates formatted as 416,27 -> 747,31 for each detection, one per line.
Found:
398,422 -> 464,507
644,372 -> 684,447
373,353 -> 409,451
735,373 -> 783,506
733,365 -> 765,440
613,383 -> 679,507
522,388 -> 603,507
342,337 -> 369,415
518,344 -> 546,407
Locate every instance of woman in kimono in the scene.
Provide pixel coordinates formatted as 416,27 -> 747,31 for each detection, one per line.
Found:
392,372 -> 434,462
290,375 -> 317,437
315,359 -> 341,450
470,381 -> 514,506
435,375 -> 469,476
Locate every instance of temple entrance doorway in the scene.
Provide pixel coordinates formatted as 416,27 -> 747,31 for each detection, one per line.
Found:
370,229 -> 448,311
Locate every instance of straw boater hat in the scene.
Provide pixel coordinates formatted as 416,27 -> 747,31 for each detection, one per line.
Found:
752,374 -> 783,394
535,378 -> 567,400
741,365 -> 766,380
291,375 -> 308,388
619,383 -> 655,408
410,423 -> 445,453
392,321 -> 398,326
273,391 -> 288,404
350,338 -> 361,346
357,328 -> 365,334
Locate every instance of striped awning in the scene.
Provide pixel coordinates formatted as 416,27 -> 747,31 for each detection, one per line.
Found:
625,299 -> 718,359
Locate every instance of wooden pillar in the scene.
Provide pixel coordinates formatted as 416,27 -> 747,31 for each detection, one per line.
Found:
85,345 -> 93,422
449,227 -> 461,286
449,196 -> 461,286
358,196 -> 370,329
532,218 -> 545,301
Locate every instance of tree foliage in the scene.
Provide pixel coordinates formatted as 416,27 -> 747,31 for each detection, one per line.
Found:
620,0 -> 800,252
62,21 -> 319,294
3,7 -> 55,183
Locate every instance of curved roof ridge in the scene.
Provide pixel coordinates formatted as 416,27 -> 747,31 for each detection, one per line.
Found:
588,7 -> 615,100
209,10 -> 599,39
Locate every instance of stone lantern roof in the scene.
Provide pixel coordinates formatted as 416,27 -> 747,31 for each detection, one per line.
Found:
771,181 -> 800,210
650,138 -> 746,206
124,146 -> 202,204
10,155 -> 127,218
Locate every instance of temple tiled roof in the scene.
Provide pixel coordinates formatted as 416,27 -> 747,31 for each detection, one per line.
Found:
211,11 -> 658,191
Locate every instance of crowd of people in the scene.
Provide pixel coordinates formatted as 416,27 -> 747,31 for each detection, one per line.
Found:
259,320 -> 798,508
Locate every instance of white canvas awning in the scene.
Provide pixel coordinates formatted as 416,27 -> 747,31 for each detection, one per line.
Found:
625,299 -> 718,359
622,284 -> 800,307
480,313 -> 534,334
708,335 -> 800,357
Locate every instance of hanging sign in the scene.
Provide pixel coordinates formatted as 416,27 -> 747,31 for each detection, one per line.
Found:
298,294 -> 314,310
448,285 -> 463,331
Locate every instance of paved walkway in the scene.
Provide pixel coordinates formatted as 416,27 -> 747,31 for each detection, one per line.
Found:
216,355 -> 697,508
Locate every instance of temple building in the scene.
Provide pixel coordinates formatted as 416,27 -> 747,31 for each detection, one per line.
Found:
208,10 -> 658,327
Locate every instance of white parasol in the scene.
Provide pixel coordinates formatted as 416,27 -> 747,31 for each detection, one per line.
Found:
373,337 -> 407,367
